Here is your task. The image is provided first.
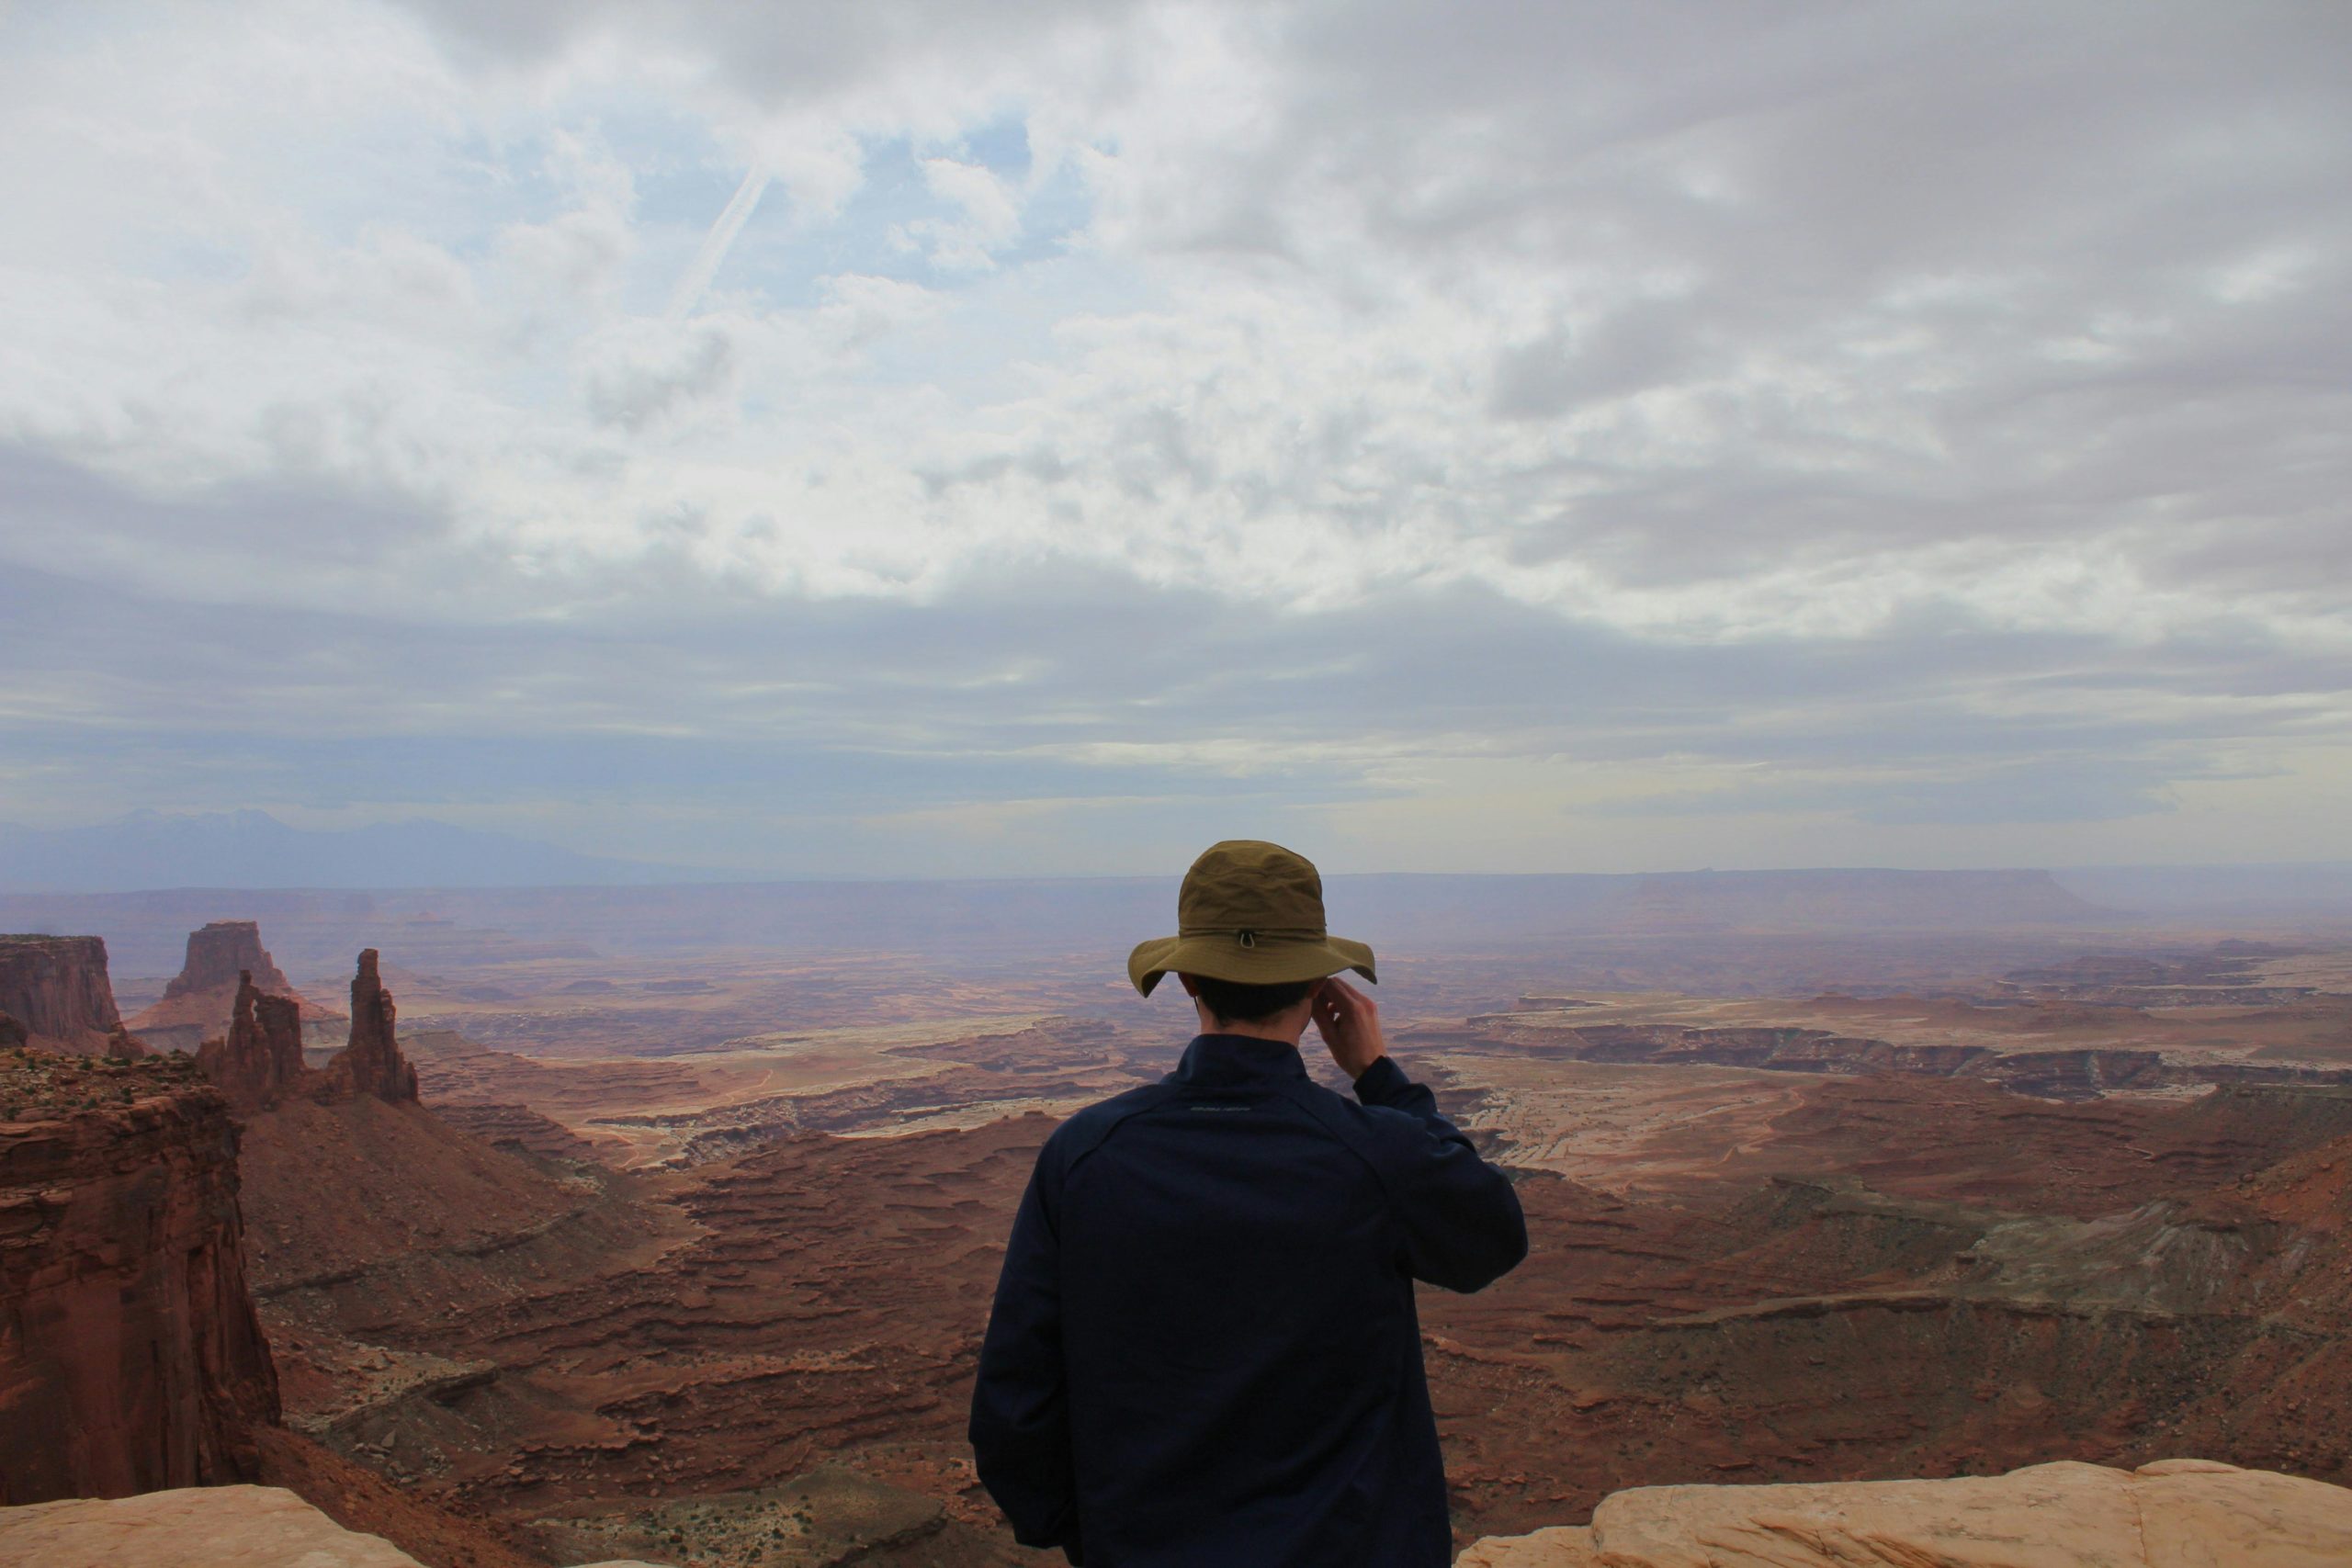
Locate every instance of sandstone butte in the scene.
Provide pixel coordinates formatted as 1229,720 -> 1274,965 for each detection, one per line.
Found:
168,920 -> 298,999
1455,1457 -> 2352,1568
129,919 -> 342,1048
0,1486 -> 666,1568
0,933 -> 141,1056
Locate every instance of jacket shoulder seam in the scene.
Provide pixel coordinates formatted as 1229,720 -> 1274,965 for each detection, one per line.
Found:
1274,1081 -> 1401,1201
1056,1083 -> 1180,1173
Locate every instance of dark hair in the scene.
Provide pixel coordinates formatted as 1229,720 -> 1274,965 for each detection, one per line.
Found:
1192,976 -> 1316,1025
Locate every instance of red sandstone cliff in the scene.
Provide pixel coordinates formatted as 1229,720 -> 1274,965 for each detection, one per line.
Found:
196,973 -> 313,1114
0,934 -> 141,1057
0,1050 -> 279,1503
323,951 -> 417,1105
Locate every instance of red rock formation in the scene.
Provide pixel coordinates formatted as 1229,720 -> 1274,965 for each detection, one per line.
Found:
196,972 -> 313,1114
165,921 -> 294,1001
0,1054 -> 279,1503
324,951 -> 416,1105
130,921 -> 338,1053
0,934 -> 129,1055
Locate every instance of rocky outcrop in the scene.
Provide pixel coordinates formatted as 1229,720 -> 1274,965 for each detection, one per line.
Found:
0,1485 -> 428,1568
0,1055 -> 279,1503
0,1484 -> 665,1568
195,972 -> 313,1113
323,951 -> 416,1105
1455,1458 -> 2352,1566
0,934 -> 130,1055
130,920 -> 337,1054
166,920 -> 294,1000
187,950 -> 419,1112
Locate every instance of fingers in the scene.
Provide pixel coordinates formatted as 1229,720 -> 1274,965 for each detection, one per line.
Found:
1321,977 -> 1371,1023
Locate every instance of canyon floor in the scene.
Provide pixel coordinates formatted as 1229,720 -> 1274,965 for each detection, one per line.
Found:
148,917 -> 2344,1566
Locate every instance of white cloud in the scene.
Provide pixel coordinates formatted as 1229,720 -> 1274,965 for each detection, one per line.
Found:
1,0 -> 2347,867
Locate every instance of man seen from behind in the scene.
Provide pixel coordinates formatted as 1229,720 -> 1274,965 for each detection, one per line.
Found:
969,840 -> 1531,1565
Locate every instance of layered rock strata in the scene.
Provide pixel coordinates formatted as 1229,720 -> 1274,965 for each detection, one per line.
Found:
0,934 -> 133,1055
325,951 -> 417,1105
1461,1017 -> 2352,1100
196,972 -> 313,1113
0,1055 -> 279,1503
1455,1458 -> 2352,1567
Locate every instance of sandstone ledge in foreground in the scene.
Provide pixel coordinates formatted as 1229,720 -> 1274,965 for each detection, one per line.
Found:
1455,1457 -> 2352,1567
0,1485 -> 673,1568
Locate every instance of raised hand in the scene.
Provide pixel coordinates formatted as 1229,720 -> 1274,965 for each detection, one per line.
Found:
1312,976 -> 1388,1079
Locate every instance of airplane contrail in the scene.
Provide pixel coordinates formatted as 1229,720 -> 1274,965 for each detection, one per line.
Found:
666,164 -> 773,321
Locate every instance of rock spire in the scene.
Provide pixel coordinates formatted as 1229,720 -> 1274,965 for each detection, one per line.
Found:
326,950 -> 416,1104
194,972 -> 310,1112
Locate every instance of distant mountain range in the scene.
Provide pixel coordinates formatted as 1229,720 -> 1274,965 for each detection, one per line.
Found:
0,810 -> 710,892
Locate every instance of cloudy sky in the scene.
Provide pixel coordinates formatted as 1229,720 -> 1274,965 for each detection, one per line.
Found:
1,1 -> 2346,877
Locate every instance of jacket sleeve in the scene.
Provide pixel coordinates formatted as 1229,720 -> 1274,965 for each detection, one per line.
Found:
1352,1055 -> 1529,1293
968,1148 -> 1085,1562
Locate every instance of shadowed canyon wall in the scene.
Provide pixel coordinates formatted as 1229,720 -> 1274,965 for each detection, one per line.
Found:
0,1053 -> 278,1504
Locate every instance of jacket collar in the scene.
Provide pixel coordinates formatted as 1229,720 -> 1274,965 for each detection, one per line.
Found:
1172,1032 -> 1310,1088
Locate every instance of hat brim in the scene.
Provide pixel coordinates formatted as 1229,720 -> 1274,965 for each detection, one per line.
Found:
1128,933 -> 1376,997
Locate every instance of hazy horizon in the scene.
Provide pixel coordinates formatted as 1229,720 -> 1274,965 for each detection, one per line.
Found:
6,807 -> 2352,897
5,3 -> 2347,878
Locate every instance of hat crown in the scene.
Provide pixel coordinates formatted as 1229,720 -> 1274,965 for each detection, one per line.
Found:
1177,840 -> 1327,935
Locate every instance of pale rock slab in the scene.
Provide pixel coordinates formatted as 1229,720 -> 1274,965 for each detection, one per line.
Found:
0,1486 -> 424,1567
1454,1459 -> 2352,1567
0,1487 -> 680,1568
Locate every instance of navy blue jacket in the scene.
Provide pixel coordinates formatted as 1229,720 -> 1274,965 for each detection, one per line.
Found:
968,1034 -> 1529,1566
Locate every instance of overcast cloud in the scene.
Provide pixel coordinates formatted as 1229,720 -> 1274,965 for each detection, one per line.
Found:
1,0 -> 2346,876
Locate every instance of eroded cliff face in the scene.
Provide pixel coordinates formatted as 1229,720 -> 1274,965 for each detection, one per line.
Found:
0,935 -> 133,1056
0,1049 -> 280,1504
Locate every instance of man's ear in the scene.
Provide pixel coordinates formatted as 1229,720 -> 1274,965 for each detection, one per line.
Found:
1177,973 -> 1202,998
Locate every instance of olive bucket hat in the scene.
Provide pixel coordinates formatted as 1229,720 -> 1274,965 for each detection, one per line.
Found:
1127,840 -> 1377,997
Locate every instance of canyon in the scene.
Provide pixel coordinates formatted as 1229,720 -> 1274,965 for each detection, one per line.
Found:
4,891 -> 2352,1565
